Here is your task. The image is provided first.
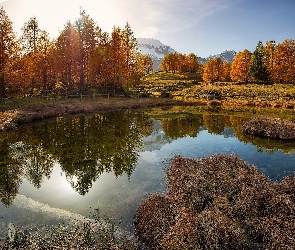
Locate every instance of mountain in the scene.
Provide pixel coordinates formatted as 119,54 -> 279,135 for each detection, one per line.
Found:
206,50 -> 237,63
137,38 -> 176,71
142,120 -> 173,151
137,38 -> 237,71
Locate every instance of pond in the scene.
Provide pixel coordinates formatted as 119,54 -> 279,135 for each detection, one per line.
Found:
1,106 -> 295,238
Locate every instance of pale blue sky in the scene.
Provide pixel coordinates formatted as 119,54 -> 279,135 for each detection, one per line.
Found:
1,0 -> 295,57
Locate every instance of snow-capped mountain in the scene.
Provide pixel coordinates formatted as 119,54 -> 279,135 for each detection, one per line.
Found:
207,50 -> 237,63
137,38 -> 237,71
142,120 -> 173,152
137,38 -> 176,71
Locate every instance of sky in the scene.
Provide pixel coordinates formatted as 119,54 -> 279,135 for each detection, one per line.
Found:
1,0 -> 295,57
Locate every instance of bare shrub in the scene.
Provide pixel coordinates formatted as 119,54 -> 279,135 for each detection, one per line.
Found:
135,154 -> 295,249
242,117 -> 295,139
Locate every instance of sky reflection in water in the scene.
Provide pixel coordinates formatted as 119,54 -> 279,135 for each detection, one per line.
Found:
1,109 -> 295,235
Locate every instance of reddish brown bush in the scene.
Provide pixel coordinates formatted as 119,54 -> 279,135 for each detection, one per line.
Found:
242,117 -> 295,139
135,154 -> 295,249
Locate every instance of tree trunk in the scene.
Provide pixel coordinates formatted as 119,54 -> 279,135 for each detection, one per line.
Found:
0,74 -> 5,98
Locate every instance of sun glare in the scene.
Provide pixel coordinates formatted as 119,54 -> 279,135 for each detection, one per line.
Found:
71,175 -> 78,186
35,0 -> 123,37
3,0 -> 128,39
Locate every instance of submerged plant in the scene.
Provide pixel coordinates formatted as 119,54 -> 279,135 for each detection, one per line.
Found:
0,219 -> 137,249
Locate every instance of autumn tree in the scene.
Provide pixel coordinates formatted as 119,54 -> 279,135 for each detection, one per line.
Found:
272,39 -> 295,84
142,54 -> 153,74
121,22 -> 138,89
54,22 -> 80,93
160,54 -> 170,72
203,57 -> 224,83
35,30 -> 53,95
161,52 -> 200,74
264,40 -> 277,81
88,31 -> 110,90
222,61 -> 231,81
130,53 -> 153,88
161,53 -> 176,72
230,49 -> 252,82
0,7 -> 17,98
186,53 -> 199,73
74,9 -> 101,91
249,41 -> 271,83
20,17 -> 44,95
108,26 -> 124,93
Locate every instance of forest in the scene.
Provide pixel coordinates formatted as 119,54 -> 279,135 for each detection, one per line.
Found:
2,5 -> 295,100
0,7 -> 153,98
161,40 -> 295,84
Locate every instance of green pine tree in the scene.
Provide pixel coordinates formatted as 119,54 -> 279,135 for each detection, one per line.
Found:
249,41 -> 271,83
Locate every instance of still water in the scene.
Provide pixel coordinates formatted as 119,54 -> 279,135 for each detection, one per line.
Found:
1,106 -> 295,237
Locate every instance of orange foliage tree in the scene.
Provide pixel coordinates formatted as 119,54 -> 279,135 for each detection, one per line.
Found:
0,7 -> 18,97
203,57 -> 224,83
1,8 -> 151,97
160,52 -> 199,74
272,39 -> 295,84
230,50 -> 252,83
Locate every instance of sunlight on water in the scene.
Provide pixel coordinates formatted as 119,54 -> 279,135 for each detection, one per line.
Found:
1,108 -> 295,236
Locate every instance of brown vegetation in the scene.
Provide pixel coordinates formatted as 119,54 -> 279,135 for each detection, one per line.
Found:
243,117 -> 295,139
135,154 -> 295,249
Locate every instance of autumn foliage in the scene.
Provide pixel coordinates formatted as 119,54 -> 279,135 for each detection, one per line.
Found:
230,49 -> 252,82
160,52 -> 200,74
230,40 -> 295,84
0,7 -> 153,98
203,57 -> 231,82
2,5 -> 295,98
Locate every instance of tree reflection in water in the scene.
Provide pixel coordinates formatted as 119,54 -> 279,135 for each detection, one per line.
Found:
1,108 -> 295,207
0,110 -> 152,205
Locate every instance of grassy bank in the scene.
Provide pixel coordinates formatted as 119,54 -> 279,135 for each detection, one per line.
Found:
142,72 -> 295,108
173,82 -> 295,108
2,73 -> 295,131
0,97 -> 186,132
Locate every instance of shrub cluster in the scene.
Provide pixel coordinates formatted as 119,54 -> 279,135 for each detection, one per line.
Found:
243,117 -> 295,139
134,154 -> 295,249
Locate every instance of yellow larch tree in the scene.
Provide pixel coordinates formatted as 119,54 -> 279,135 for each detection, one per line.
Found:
203,57 -> 224,83
0,7 -> 18,97
272,39 -> 295,84
230,49 -> 252,83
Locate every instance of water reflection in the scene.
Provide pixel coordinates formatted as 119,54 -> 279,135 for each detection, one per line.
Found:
1,108 -> 295,208
0,110 -> 152,206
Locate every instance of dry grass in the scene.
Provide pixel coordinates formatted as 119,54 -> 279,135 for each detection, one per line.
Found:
135,154 -> 295,249
243,117 -> 295,139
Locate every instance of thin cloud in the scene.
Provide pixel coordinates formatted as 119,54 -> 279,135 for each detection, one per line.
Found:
139,0 -> 243,34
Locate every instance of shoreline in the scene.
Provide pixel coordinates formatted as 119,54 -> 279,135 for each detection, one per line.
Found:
1,96 -> 295,132
0,98 -> 189,132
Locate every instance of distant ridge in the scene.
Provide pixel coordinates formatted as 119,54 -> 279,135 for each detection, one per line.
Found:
137,38 -> 236,71
207,50 -> 237,63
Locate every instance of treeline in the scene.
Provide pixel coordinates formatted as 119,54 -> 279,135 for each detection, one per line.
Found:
0,7 -> 153,98
231,40 -> 295,84
161,40 -> 295,84
160,53 -> 200,74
